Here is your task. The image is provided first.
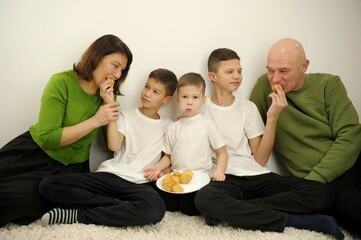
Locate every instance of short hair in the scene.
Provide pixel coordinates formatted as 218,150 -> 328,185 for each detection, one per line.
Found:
148,68 -> 178,97
208,48 -> 240,73
73,34 -> 133,96
177,72 -> 206,95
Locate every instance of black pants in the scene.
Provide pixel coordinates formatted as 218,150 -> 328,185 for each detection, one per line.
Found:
38,172 -> 166,227
155,185 -> 199,216
0,131 -> 89,227
195,172 -> 334,232
327,152 -> 361,236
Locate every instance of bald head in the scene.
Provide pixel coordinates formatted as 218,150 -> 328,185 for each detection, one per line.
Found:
266,38 -> 310,92
268,38 -> 306,65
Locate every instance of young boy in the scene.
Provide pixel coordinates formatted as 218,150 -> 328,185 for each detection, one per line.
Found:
194,48 -> 344,240
144,72 -> 228,216
38,68 -> 177,227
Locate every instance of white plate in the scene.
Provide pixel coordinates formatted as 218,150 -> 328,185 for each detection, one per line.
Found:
156,171 -> 210,194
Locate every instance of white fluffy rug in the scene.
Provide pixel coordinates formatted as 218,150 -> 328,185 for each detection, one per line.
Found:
0,212 -> 357,240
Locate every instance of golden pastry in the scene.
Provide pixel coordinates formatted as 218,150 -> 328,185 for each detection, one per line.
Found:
271,84 -> 281,92
172,184 -> 184,193
180,170 -> 193,184
161,170 -> 194,192
107,78 -> 115,86
171,175 -> 181,185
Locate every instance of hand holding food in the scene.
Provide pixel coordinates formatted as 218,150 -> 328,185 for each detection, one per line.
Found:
108,78 -> 115,86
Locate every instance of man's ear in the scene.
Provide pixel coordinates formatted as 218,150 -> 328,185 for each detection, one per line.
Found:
302,59 -> 310,73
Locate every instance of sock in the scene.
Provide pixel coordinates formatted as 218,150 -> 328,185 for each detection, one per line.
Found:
41,208 -> 79,225
205,216 -> 220,226
286,213 -> 344,240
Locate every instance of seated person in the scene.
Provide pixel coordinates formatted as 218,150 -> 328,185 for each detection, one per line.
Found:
144,72 -> 227,216
38,68 -> 177,227
250,37 -> 361,237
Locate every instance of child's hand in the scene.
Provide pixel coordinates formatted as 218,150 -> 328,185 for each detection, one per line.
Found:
100,78 -> 115,104
210,170 -> 226,181
144,165 -> 161,181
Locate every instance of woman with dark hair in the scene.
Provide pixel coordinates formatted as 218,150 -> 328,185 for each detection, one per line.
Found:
0,34 -> 133,227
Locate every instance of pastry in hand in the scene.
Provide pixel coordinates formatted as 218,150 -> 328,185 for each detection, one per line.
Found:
107,78 -> 115,86
271,84 -> 281,92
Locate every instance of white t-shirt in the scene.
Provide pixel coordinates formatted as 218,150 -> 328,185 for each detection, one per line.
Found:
96,108 -> 172,183
201,97 -> 271,177
163,113 -> 225,173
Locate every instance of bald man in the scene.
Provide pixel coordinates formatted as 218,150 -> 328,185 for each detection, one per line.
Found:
250,38 -> 361,237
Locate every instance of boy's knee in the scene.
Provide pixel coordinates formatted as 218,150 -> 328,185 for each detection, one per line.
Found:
194,187 -> 211,213
146,196 -> 166,223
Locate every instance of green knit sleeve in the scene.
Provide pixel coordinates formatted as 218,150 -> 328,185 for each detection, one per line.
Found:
305,75 -> 361,183
35,73 -> 68,149
249,73 -> 272,123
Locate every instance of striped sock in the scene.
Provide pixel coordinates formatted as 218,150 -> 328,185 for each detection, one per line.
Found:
41,208 -> 79,225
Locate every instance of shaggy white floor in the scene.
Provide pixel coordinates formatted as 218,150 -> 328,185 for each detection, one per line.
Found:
0,212 -> 357,240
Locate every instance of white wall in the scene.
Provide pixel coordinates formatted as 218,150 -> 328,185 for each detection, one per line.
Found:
1,0 -> 360,172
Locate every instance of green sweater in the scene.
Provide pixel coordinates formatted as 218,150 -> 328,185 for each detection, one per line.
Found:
250,73 -> 361,183
29,70 -> 103,165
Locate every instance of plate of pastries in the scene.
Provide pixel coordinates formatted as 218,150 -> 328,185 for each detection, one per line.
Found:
156,170 -> 210,194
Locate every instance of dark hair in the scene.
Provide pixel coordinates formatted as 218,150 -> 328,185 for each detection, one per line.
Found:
177,72 -> 205,95
73,34 -> 133,95
148,68 -> 177,97
208,48 -> 240,73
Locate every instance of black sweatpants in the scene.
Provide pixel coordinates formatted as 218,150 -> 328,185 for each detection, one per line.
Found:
0,131 -> 89,227
327,152 -> 361,236
195,172 -> 334,232
155,186 -> 199,216
38,172 -> 166,227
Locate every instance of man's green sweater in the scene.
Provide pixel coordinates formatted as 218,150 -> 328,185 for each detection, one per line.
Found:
250,73 -> 361,183
29,70 -> 103,165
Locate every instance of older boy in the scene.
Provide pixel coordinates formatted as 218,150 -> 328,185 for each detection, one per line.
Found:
194,48 -> 344,239
144,72 -> 227,216
38,69 -> 177,227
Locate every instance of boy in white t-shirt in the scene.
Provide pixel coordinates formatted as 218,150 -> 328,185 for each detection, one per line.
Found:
194,48 -> 344,240
144,72 -> 228,216
38,69 -> 177,227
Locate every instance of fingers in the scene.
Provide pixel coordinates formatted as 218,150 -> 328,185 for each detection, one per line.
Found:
211,173 -> 226,181
95,102 -> 120,126
268,90 -> 288,109
100,81 -> 115,103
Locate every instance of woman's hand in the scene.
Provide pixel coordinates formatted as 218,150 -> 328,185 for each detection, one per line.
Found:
93,101 -> 120,127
